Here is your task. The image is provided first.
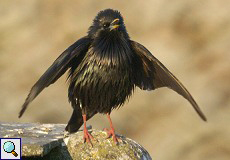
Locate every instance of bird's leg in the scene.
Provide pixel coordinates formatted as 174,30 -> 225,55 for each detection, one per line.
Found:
104,113 -> 119,143
82,114 -> 94,146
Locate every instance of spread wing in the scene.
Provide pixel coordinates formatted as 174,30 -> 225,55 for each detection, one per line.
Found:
130,40 -> 207,121
19,37 -> 91,118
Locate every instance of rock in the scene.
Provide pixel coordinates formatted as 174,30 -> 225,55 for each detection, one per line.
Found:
0,123 -> 152,160
65,130 -> 151,160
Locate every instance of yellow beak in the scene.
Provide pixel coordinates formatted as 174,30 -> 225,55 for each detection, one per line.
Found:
111,18 -> 119,24
110,25 -> 119,30
110,18 -> 120,31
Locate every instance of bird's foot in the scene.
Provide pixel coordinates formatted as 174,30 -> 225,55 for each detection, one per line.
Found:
104,128 -> 119,144
63,131 -> 70,138
83,128 -> 94,146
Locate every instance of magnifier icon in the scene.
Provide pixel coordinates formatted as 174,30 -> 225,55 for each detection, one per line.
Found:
3,141 -> 18,157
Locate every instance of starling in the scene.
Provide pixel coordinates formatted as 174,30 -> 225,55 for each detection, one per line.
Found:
19,9 -> 207,144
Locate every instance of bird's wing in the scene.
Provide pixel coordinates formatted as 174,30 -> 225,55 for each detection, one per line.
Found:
19,37 -> 91,118
130,40 -> 207,121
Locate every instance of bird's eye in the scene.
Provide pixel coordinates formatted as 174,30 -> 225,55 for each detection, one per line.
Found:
103,23 -> 110,29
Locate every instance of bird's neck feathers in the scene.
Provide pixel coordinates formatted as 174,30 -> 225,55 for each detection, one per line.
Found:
89,32 -> 133,66
93,31 -> 128,48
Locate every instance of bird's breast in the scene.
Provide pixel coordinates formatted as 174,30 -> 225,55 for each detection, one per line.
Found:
80,43 -> 134,84
70,40 -> 135,113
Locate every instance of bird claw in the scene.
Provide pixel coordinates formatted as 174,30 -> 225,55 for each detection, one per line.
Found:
103,128 -> 119,144
83,129 -> 94,146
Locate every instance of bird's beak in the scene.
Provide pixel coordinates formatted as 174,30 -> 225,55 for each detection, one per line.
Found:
111,18 -> 119,24
110,25 -> 119,31
110,18 -> 120,31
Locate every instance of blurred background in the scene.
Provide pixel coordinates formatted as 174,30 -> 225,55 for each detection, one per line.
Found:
0,0 -> 230,159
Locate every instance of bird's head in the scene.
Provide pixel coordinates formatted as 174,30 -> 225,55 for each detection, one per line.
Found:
88,9 -> 129,39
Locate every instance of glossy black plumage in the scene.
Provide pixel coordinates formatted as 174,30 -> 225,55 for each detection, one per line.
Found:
19,9 -> 206,135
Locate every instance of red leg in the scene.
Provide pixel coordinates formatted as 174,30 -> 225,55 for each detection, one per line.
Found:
104,113 -> 119,143
83,114 -> 94,146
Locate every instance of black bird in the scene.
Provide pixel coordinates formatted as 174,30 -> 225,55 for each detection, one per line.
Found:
19,9 -> 207,144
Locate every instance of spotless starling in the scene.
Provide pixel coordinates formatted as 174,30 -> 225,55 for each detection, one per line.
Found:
19,9 -> 207,144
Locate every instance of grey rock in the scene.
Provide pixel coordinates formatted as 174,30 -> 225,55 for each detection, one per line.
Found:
0,123 -> 65,157
0,123 -> 151,160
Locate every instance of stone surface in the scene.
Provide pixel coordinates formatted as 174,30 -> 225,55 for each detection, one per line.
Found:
65,130 -> 151,160
0,123 -> 65,157
0,123 -> 152,160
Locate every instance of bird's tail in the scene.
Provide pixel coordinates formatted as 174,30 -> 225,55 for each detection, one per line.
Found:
65,108 -> 97,133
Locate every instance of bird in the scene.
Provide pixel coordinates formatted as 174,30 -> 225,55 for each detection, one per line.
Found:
19,8 -> 207,144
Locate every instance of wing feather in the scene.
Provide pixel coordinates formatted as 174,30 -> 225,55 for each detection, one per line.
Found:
19,37 -> 91,118
131,40 -> 207,121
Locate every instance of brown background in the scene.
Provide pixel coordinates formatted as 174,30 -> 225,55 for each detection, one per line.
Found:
0,0 -> 230,159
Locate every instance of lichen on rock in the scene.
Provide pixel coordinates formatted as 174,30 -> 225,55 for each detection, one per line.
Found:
65,129 -> 152,160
